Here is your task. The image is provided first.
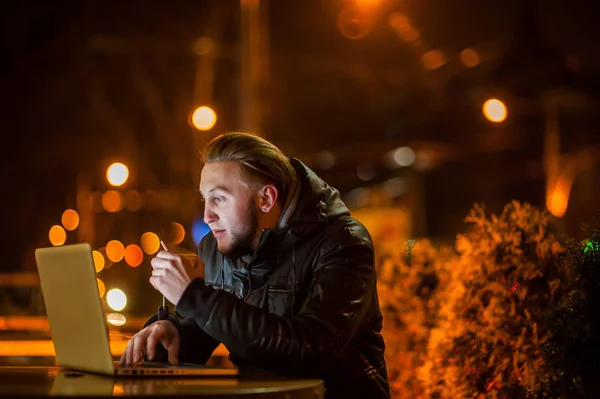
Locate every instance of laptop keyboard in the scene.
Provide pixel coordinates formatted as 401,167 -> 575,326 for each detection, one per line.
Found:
117,361 -> 207,369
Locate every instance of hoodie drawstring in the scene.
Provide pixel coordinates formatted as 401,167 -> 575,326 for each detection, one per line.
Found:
220,253 -> 225,290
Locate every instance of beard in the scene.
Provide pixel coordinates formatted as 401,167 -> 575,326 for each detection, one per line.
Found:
218,201 -> 260,259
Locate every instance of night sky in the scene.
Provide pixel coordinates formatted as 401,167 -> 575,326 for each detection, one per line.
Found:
2,0 -> 600,272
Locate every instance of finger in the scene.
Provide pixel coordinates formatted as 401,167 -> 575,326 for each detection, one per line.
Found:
123,337 -> 136,366
154,250 -> 181,261
132,333 -> 146,364
164,333 -> 180,365
151,268 -> 167,277
149,276 -> 161,292
150,256 -> 172,270
120,340 -> 132,366
145,330 -> 159,361
125,336 -> 139,366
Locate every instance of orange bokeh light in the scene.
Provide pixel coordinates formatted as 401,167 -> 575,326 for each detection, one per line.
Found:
49,225 -> 66,246
97,278 -> 106,298
102,190 -> 123,213
92,250 -> 105,273
61,209 -> 79,231
141,232 -> 160,255
547,177 -> 573,218
422,50 -> 446,70
169,222 -> 185,245
124,244 -> 144,267
106,240 -> 125,263
125,190 -> 142,211
460,48 -> 480,67
337,4 -> 372,40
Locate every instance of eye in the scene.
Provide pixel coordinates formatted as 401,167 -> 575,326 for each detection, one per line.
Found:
214,196 -> 224,204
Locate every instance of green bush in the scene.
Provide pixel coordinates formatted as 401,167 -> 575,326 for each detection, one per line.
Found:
534,222 -> 600,399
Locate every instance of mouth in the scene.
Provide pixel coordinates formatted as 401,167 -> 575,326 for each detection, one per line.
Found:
212,229 -> 225,238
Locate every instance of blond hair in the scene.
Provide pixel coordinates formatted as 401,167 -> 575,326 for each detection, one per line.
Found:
202,132 -> 296,202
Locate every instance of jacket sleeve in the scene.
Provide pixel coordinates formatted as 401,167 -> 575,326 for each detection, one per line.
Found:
175,223 -> 376,375
142,313 -> 219,364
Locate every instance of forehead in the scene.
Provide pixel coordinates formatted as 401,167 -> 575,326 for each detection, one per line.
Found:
199,161 -> 246,193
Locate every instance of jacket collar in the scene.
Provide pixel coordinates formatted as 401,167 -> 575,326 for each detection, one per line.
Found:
237,158 -> 350,265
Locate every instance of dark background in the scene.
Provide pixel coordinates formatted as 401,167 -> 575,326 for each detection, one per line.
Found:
2,0 -> 600,274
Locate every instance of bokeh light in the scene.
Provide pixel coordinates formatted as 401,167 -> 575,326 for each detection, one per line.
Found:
393,147 -> 416,167
192,219 -> 211,245
97,278 -> 106,298
357,162 -> 376,181
388,12 -> 410,31
106,163 -> 129,187
106,240 -> 125,263
313,151 -> 336,170
107,313 -> 126,327
143,190 -> 158,210
383,177 -> 407,197
141,232 -> 160,255
49,225 -> 66,246
61,209 -> 79,231
422,50 -> 446,70
460,48 -> 480,67
388,12 -> 419,42
355,0 -> 380,6
101,190 -> 124,213
337,4 -> 372,40
192,37 -> 215,56
169,222 -> 185,245
125,190 -> 142,212
547,177 -> 572,218
548,189 -> 568,218
124,244 -> 144,267
190,106 -> 217,131
92,250 -> 105,273
106,289 -> 127,311
98,247 -> 114,270
347,188 -> 370,208
482,98 -> 508,123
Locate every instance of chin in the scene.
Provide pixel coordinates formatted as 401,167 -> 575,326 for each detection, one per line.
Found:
217,242 -> 251,258
216,241 -> 231,254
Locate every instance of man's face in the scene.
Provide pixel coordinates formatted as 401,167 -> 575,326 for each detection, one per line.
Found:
199,161 -> 260,257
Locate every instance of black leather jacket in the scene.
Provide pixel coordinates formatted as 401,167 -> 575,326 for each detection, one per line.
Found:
150,159 -> 390,399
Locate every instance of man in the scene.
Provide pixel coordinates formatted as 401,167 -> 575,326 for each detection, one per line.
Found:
121,132 -> 390,398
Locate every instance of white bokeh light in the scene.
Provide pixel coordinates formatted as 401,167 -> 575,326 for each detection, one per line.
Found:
106,289 -> 127,311
393,147 -> 416,167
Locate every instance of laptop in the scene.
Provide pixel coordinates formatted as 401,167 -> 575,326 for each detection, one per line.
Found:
35,243 -> 238,377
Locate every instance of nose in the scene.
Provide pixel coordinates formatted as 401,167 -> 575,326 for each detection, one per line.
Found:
203,204 -> 218,225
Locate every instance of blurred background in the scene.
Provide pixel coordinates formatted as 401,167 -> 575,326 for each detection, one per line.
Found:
1,0 -> 599,367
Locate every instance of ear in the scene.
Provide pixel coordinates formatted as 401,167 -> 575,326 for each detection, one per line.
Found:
258,184 -> 279,213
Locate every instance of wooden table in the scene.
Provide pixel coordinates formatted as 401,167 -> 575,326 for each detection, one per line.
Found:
0,366 -> 324,398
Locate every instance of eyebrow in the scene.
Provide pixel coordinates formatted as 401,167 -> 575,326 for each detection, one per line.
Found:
200,185 -> 232,196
